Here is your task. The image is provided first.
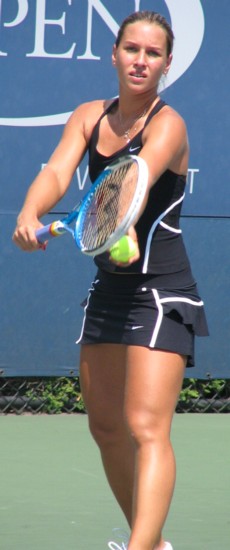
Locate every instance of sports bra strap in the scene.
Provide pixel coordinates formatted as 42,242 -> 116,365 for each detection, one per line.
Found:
144,99 -> 166,126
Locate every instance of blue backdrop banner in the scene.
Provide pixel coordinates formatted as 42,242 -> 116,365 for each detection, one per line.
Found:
0,0 -> 229,377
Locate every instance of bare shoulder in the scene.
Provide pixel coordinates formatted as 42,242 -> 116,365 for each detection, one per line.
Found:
153,103 -> 187,135
143,103 -> 188,153
65,98 -> 113,142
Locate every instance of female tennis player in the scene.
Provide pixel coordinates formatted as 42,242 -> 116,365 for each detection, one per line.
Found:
13,11 -> 208,550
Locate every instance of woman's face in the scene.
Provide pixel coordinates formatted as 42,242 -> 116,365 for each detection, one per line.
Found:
112,21 -> 172,95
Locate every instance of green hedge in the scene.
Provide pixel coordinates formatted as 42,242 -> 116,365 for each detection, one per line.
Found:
25,377 -> 85,413
0,377 -> 229,414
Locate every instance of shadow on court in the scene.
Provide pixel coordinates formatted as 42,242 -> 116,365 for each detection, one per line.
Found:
0,414 -> 229,549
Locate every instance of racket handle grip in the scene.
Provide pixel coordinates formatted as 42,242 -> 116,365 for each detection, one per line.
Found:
36,221 -> 67,243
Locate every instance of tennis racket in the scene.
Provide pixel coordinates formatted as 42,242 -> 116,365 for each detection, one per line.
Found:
36,154 -> 148,256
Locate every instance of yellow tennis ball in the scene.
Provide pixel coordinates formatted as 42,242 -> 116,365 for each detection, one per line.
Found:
110,236 -> 137,263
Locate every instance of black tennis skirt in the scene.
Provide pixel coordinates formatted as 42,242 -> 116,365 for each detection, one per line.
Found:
76,270 -> 209,368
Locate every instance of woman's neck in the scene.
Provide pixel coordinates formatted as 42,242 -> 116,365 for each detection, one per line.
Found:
117,90 -> 159,119
108,93 -> 159,144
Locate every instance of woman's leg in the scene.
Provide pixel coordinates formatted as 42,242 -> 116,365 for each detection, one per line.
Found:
80,343 -> 185,550
124,347 -> 186,550
80,343 -> 135,526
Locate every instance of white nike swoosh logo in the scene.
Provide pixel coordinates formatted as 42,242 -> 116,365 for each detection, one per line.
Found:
129,146 -> 141,152
131,325 -> 144,330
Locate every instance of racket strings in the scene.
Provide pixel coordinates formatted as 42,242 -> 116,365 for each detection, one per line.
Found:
80,162 -> 138,250
116,163 -> 138,223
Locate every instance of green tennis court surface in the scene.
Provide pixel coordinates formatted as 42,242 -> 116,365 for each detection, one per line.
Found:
0,414 -> 229,549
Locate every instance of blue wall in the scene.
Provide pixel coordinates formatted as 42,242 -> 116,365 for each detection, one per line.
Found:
0,1 -> 229,378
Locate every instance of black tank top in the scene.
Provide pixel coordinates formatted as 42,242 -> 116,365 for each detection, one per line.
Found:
88,98 -> 195,287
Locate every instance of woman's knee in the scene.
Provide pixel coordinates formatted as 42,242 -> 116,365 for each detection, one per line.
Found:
125,409 -> 170,448
88,411 -> 127,449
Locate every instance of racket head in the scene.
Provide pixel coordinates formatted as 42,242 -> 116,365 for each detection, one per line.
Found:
74,155 -> 148,255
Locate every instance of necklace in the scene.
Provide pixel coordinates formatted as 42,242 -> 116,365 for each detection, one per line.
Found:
118,105 -> 149,143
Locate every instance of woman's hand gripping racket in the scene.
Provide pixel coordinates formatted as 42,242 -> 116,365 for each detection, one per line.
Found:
36,155 -> 148,256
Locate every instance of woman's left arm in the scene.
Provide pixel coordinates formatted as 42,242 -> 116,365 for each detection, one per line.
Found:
140,106 -> 189,190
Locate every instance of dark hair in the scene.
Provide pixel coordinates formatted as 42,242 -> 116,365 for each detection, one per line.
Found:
115,11 -> 174,57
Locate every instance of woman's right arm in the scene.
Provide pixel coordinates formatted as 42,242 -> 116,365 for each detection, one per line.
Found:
12,101 -> 100,251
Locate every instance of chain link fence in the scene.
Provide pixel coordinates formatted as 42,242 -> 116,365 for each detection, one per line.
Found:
0,376 -> 230,414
